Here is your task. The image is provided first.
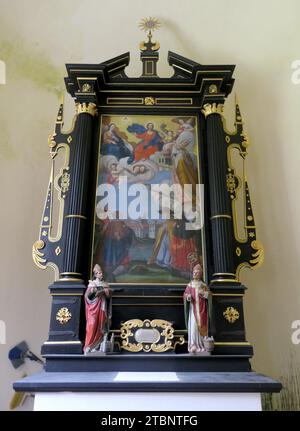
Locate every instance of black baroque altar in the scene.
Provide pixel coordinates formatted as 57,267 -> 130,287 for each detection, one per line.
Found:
15,24 -> 281,401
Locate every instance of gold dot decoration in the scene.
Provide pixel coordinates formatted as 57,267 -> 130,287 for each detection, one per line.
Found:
55,246 -> 61,256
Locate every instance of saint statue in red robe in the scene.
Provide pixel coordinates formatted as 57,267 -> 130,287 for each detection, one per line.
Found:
84,264 -> 111,354
183,264 -> 209,353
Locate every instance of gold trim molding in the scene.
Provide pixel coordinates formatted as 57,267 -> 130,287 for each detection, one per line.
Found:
214,342 -> 250,346
43,341 -> 81,345
212,293 -> 243,297
210,214 -> 232,220
210,278 -> 239,284
65,214 -> 87,220
201,103 -> 224,118
76,102 -> 98,117
58,278 -> 84,282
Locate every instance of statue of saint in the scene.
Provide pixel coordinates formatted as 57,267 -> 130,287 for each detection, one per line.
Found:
84,264 -> 112,354
183,264 -> 210,353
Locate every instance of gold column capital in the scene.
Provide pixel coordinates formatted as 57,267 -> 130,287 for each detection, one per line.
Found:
76,102 -> 98,117
201,102 -> 224,118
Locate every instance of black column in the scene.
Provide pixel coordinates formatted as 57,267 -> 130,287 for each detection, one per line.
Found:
204,105 -> 235,283
202,103 -> 252,357
60,105 -> 96,281
42,103 -> 97,355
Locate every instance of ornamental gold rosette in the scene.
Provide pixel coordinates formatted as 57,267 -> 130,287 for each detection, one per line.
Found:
223,307 -> 240,324
56,307 -> 72,325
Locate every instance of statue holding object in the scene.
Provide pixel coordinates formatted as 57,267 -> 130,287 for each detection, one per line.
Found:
183,264 -> 214,353
84,264 -> 112,354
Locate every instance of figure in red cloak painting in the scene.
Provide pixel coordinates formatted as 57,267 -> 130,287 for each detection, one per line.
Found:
127,122 -> 163,162
84,264 -> 112,354
183,264 -> 210,353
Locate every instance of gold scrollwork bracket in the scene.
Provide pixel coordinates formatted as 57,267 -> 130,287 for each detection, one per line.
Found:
221,95 -> 264,280
33,96 -> 76,280
48,94 -> 77,156
120,319 -> 185,353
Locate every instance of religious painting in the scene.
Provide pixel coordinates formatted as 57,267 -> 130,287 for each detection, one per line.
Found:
92,114 -> 205,284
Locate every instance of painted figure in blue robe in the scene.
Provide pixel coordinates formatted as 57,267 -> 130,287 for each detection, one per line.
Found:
94,219 -> 134,281
101,123 -> 134,162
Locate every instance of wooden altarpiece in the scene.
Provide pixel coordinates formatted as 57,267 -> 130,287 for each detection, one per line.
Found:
30,26 -> 265,375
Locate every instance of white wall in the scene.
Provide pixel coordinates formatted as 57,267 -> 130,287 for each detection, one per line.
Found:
0,0 -> 300,410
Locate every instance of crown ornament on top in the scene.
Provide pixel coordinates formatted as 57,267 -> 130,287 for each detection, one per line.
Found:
139,17 -> 161,52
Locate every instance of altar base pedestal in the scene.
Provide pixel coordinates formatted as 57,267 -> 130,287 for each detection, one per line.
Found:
14,371 -> 281,412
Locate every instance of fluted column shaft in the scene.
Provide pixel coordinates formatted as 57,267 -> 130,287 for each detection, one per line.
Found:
60,103 -> 97,280
205,109 -> 235,281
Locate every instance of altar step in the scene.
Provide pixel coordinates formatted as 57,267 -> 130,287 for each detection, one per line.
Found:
14,370 -> 282,398
43,353 -> 252,373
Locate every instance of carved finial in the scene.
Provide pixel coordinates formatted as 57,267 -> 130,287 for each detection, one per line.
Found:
234,95 -> 249,152
56,93 -> 64,125
234,93 -> 243,124
139,17 -> 161,51
139,17 -> 161,77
